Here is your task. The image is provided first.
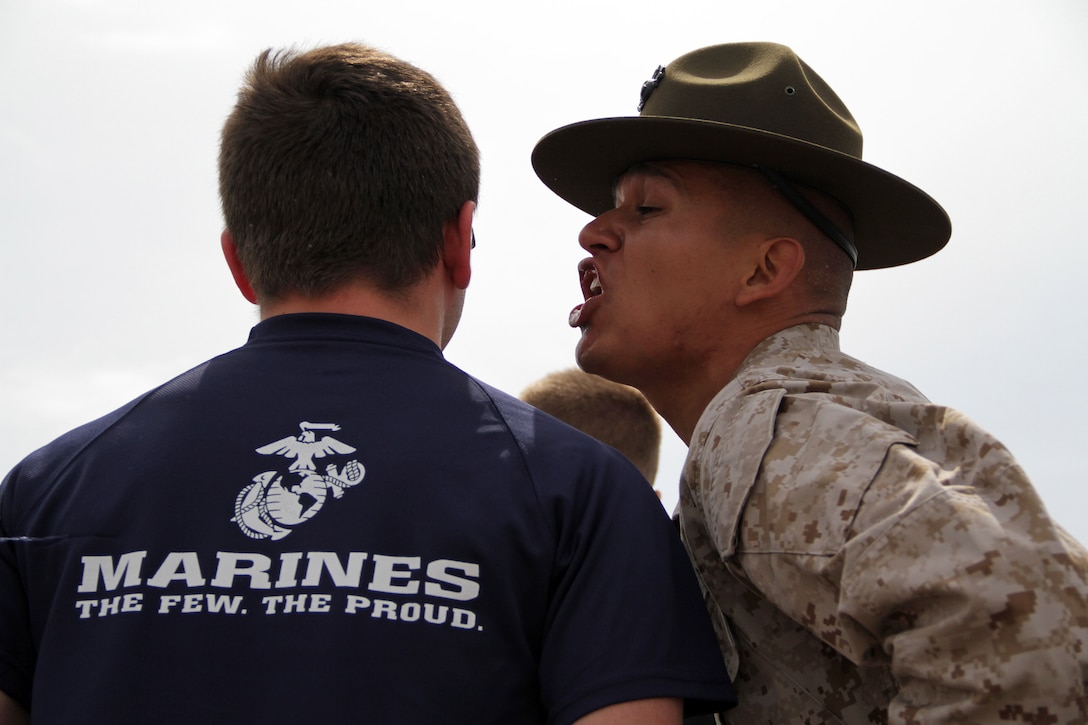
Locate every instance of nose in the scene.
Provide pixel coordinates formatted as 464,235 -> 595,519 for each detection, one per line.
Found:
578,210 -> 621,254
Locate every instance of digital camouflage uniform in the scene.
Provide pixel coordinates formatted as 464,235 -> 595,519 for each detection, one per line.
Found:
680,323 -> 1088,723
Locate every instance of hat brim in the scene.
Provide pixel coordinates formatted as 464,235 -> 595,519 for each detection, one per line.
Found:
531,117 -> 951,270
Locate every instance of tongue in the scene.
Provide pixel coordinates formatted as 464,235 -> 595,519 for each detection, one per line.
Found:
568,304 -> 585,328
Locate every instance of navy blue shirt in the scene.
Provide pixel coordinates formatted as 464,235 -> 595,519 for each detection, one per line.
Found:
0,314 -> 734,723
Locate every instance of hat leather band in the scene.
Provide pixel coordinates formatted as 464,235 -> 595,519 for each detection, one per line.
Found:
758,167 -> 859,268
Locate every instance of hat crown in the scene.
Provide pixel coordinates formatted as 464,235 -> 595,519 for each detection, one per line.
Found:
642,43 -> 863,159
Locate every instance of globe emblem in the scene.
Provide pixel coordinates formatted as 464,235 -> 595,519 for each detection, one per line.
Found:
231,422 -> 365,540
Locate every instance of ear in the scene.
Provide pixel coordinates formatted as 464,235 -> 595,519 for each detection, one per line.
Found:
735,236 -> 804,307
220,230 -> 258,304
441,200 -> 475,290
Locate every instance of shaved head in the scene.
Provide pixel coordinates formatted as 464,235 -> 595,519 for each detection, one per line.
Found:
701,163 -> 854,315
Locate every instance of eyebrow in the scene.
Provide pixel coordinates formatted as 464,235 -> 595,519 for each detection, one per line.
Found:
612,162 -> 683,202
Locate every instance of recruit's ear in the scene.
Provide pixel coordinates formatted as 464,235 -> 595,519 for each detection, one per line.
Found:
735,236 -> 805,307
220,230 -> 258,304
442,200 -> 475,290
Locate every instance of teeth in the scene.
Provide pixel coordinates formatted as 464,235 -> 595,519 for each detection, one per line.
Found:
589,276 -> 602,295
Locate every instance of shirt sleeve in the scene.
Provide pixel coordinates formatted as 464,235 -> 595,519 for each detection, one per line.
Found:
840,441 -> 1088,722
533,445 -> 736,724
0,470 -> 34,710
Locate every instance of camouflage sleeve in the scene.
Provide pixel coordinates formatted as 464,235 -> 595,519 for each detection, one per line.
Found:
841,440 -> 1088,722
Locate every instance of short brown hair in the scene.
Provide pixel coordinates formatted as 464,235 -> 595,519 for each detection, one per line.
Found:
520,368 -> 662,482
218,43 -> 480,301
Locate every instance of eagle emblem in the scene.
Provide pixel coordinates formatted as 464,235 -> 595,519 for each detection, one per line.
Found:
231,421 -> 365,540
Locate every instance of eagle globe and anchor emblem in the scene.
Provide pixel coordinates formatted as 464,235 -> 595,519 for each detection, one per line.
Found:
231,421 -> 366,540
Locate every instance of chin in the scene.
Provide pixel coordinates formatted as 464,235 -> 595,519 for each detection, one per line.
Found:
576,338 -> 626,385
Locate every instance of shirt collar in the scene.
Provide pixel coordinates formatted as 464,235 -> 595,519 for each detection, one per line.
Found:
245,313 -> 443,357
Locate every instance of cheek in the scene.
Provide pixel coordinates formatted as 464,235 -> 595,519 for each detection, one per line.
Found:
654,280 -> 734,351
625,294 -> 693,352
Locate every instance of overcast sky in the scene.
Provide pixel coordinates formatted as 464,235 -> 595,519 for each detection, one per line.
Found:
2,0 -> 1086,542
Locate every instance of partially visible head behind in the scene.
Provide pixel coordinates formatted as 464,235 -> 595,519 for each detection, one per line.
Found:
219,42 -> 480,302
520,368 -> 662,483
532,41 -> 950,271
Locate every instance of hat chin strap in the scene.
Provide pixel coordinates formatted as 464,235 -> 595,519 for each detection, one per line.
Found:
758,167 -> 859,269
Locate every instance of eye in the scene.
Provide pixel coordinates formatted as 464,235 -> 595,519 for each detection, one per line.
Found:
636,205 -> 660,216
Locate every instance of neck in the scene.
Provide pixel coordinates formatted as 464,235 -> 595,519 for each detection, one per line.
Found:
645,312 -> 841,445
640,351 -> 751,445
258,272 -> 456,349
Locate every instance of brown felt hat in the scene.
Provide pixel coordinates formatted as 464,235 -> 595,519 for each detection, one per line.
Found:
531,42 -> 951,270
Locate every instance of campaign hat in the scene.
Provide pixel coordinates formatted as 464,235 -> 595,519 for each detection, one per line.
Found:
531,42 -> 951,269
